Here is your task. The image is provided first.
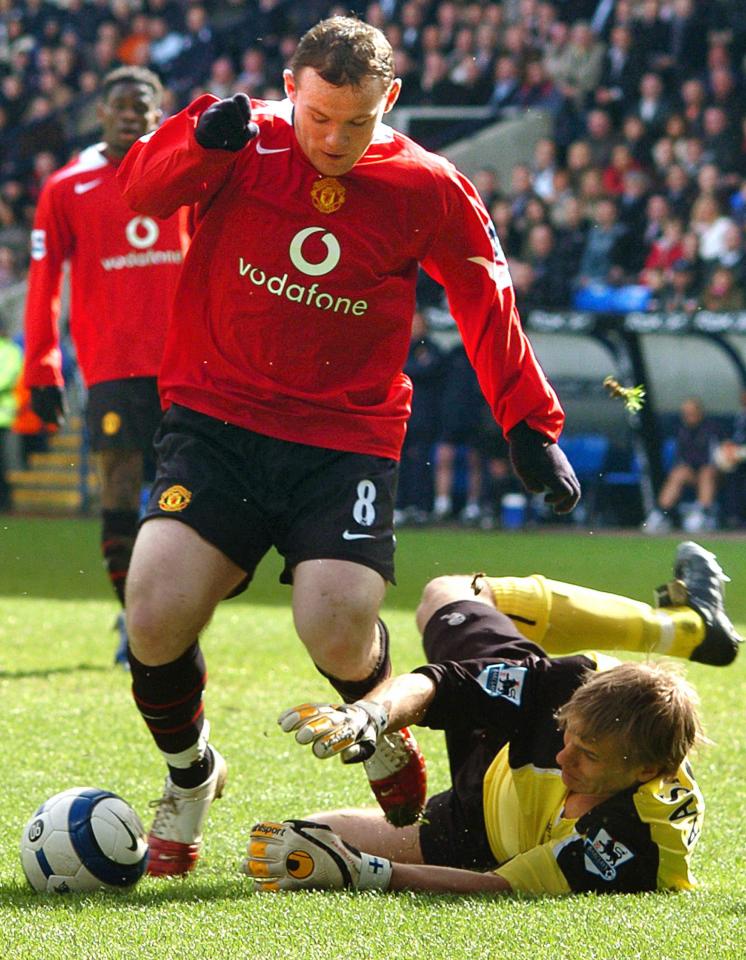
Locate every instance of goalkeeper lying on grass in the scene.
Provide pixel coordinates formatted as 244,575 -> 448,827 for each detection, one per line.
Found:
245,541 -> 741,896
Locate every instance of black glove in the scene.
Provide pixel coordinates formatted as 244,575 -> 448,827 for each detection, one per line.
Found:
508,421 -> 581,515
195,93 -> 259,151
30,385 -> 66,427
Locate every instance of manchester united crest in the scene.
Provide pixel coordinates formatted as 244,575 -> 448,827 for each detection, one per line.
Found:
102,411 -> 121,436
158,484 -> 192,512
311,177 -> 346,213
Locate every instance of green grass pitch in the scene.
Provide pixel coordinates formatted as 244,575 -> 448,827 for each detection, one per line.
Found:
1,517 -> 744,959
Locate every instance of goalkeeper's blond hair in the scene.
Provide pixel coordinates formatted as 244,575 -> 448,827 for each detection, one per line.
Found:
556,662 -> 705,775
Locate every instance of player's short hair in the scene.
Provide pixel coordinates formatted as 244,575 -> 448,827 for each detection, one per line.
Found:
101,66 -> 164,107
290,16 -> 394,88
556,661 -> 705,775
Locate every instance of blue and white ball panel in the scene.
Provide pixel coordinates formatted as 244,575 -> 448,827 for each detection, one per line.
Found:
20,787 -> 147,893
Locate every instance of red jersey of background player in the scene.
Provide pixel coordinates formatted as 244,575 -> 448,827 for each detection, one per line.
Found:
23,143 -> 185,389
118,95 -> 563,460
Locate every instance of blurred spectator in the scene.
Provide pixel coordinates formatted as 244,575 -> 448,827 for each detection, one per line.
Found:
701,266 -> 745,311
663,0 -> 709,82
602,143 -> 642,195
531,138 -> 558,201
634,0 -> 672,74
487,54 -> 521,112
680,78 -> 707,137
523,223 -> 571,308
395,311 -> 445,526
642,216 -> 686,278
689,195 -> 735,262
0,245 -> 21,289
644,397 -> 722,533
168,4 -> 216,94
631,72 -> 672,140
595,25 -> 644,124
0,319 -> 22,511
714,389 -> 746,528
701,106 -> 741,175
472,166 -> 501,207
714,222 -> 746,282
658,258 -> 700,313
207,56 -> 237,99
583,109 -> 619,168
576,197 -> 632,288
662,164 -> 695,220
553,195 -> 589,276
236,48 -> 268,96
432,344 -> 485,524
553,21 -> 604,110
489,198 -> 522,257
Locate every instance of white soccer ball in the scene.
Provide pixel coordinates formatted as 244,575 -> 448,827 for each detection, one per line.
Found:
19,787 -> 148,893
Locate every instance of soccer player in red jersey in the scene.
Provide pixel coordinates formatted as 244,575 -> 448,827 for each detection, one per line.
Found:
22,66 -> 185,664
116,17 -> 580,877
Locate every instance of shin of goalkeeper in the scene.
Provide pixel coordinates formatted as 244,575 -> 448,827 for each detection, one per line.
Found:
246,564 -> 715,896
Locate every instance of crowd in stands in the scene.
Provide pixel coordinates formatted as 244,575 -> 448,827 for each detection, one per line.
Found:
1,0 -> 746,525
1,1 -> 745,307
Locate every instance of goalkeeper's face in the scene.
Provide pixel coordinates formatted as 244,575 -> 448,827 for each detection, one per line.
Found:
284,67 -> 401,177
556,726 -> 661,799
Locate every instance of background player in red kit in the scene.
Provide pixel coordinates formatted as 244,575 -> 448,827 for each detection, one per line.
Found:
22,66 -> 185,664
117,17 -> 580,877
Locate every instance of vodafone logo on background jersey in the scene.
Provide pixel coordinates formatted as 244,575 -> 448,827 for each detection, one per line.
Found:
125,216 -> 159,249
100,216 -> 182,272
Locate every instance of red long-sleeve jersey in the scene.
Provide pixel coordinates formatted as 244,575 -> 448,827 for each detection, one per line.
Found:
23,143 -> 185,389
118,95 -> 564,459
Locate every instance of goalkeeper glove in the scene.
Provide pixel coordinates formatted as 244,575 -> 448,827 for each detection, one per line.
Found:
244,819 -> 392,892
278,701 -> 389,763
30,385 -> 65,427
195,93 -> 259,151
507,421 -> 580,514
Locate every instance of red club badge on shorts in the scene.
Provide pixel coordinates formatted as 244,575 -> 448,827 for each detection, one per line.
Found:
311,177 -> 346,213
158,484 -> 192,512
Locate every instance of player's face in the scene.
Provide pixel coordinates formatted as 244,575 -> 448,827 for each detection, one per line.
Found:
284,67 -> 400,177
98,82 -> 161,158
556,727 -> 659,798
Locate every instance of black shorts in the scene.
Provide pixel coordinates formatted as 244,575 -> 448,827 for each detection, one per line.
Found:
418,601 -> 546,870
143,404 -> 398,585
86,377 -> 162,470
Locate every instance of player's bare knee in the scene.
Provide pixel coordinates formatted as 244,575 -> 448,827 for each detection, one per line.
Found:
416,576 -> 466,635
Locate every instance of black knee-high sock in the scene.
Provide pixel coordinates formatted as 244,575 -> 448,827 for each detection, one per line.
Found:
101,509 -> 139,605
316,618 -> 392,703
128,642 -> 213,788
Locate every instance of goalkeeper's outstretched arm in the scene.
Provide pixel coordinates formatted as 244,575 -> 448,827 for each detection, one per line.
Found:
278,672 -> 436,763
245,819 -> 513,895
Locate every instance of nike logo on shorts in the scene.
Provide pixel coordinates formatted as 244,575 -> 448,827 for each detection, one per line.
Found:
255,141 -> 291,155
74,178 -> 102,194
342,529 -> 376,540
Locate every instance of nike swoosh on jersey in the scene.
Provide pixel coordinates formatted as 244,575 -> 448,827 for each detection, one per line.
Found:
112,812 -> 140,851
342,530 -> 376,540
467,255 -> 512,288
74,178 -> 103,194
255,141 -> 291,155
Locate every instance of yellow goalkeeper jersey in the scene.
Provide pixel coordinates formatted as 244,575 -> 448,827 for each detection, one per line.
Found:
485,744 -> 703,895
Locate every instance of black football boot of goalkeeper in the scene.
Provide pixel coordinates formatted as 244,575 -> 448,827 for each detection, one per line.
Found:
655,541 -> 742,666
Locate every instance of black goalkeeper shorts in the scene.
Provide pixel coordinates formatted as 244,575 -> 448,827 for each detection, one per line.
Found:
142,404 -> 398,585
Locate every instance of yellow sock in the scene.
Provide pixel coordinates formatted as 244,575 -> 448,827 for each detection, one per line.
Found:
483,575 -> 705,659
